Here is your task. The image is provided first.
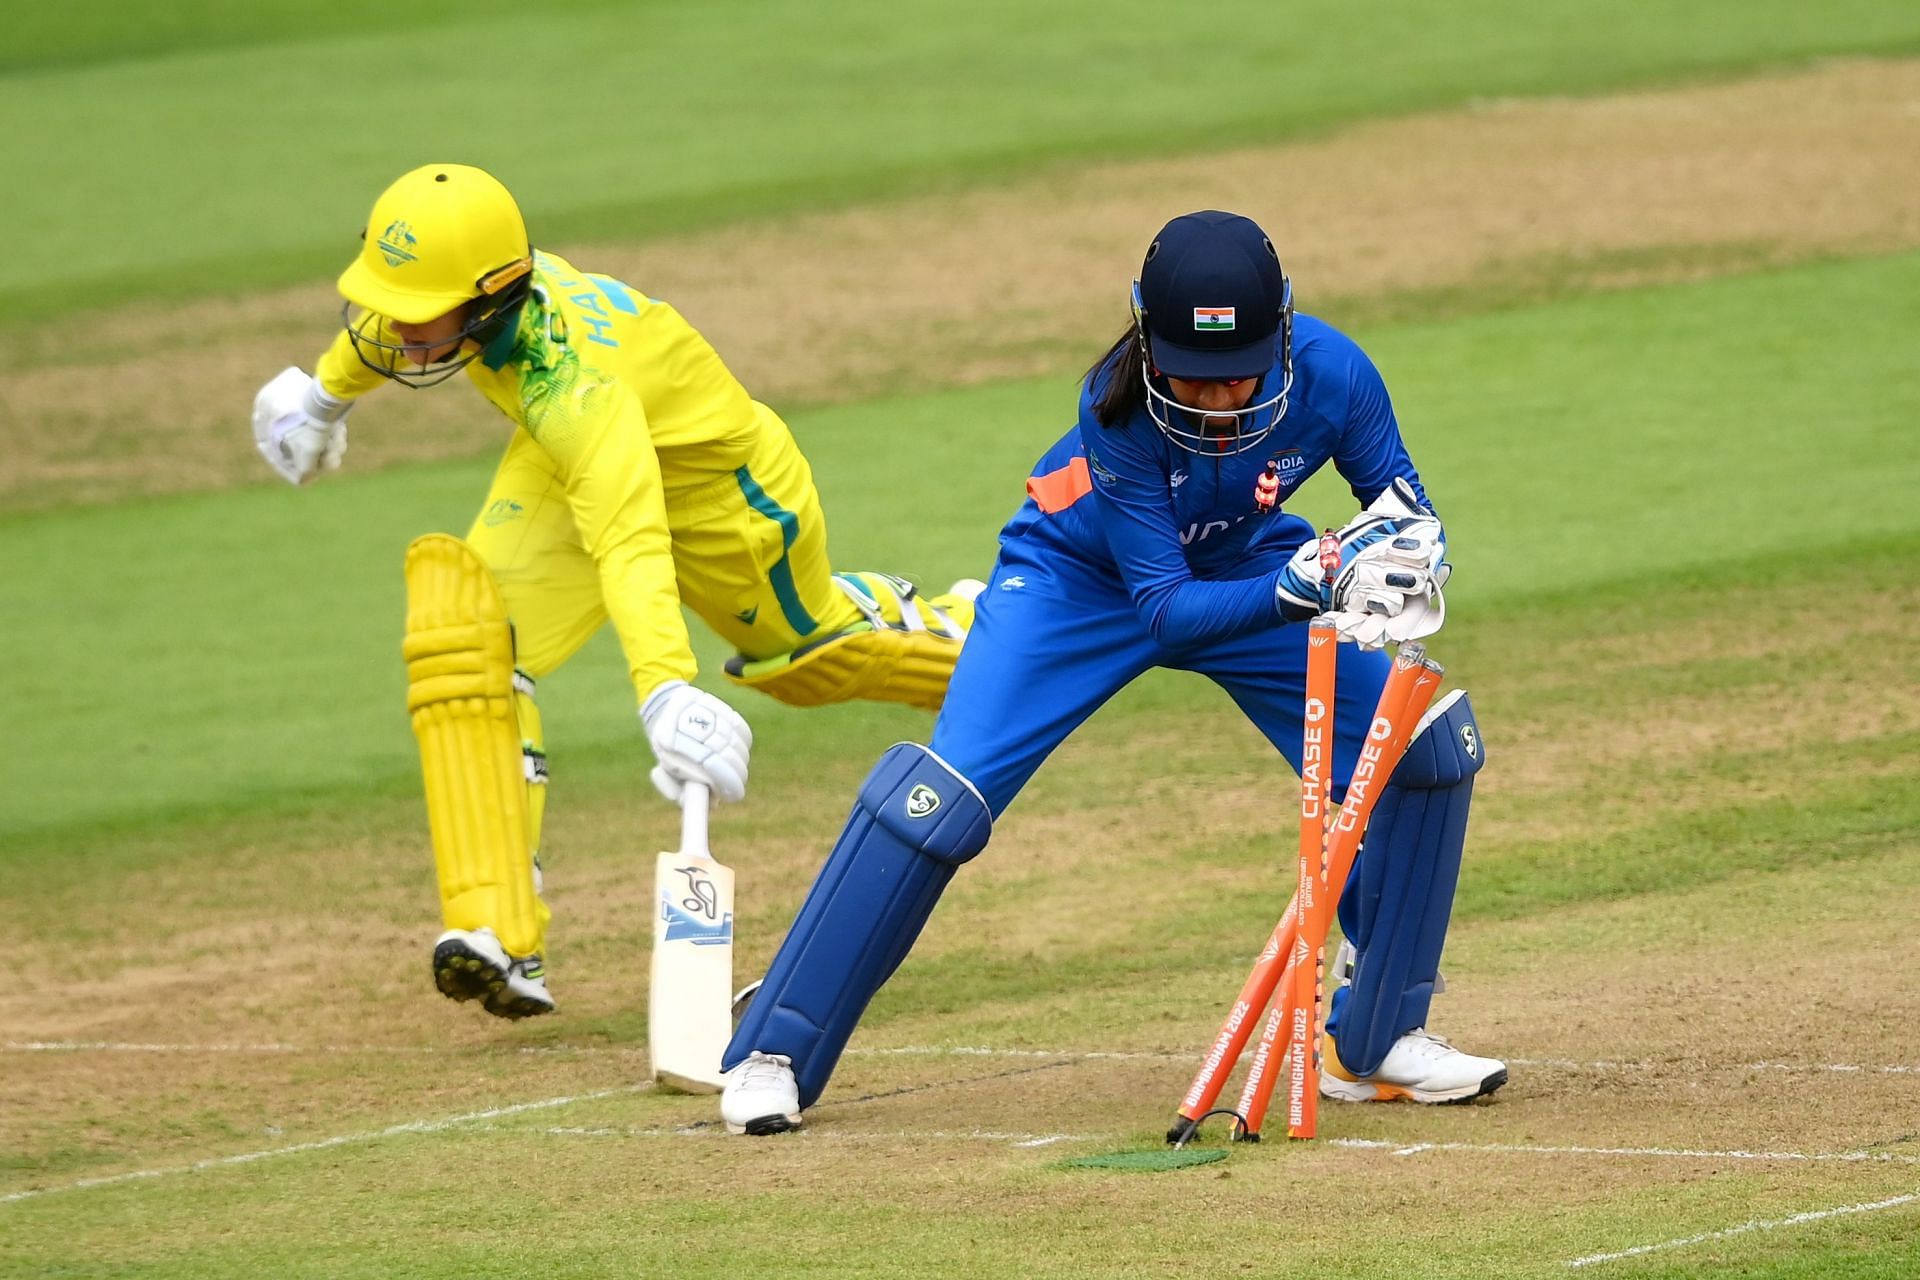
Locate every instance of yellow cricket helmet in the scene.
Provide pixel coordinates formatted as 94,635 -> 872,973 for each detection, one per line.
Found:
339,163 -> 532,323
338,164 -> 535,387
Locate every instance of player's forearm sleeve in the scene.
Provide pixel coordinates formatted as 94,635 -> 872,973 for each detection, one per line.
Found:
544,381 -> 698,701
1332,352 -> 1431,512
312,321 -> 394,403
1133,571 -> 1283,644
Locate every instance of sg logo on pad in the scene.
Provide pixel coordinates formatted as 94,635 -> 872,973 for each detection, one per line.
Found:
905,784 -> 941,819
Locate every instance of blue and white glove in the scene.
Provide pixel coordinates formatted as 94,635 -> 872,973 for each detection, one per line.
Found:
1330,524 -> 1450,648
641,680 -> 753,804
252,367 -> 352,486
1274,478 -> 1451,647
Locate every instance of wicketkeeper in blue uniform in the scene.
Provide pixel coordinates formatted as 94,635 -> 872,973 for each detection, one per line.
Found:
720,211 -> 1506,1134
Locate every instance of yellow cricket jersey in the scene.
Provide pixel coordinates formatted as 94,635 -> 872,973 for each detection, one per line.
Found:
314,250 -> 770,700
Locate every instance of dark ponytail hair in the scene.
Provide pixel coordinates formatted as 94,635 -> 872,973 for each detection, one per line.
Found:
1085,320 -> 1149,427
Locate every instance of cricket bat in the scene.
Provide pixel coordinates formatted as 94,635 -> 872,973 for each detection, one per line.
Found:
649,781 -> 735,1093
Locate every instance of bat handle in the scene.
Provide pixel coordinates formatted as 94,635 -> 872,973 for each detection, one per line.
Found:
1317,529 -> 1342,589
680,781 -> 711,859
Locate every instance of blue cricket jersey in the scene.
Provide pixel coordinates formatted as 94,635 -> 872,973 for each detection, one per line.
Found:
999,314 -> 1431,649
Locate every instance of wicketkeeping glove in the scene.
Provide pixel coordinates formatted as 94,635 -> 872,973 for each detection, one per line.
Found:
641,680 -> 753,804
252,366 -> 352,486
1327,551 -> 1450,649
1273,478 -> 1451,644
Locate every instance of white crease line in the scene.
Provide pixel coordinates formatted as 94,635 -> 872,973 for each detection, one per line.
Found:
1,1041 -> 640,1057
502,1123 -> 1096,1146
1334,1138 -> 1920,1166
1747,1060 -> 1919,1075
8,1041 -> 424,1054
0,1041 -> 1183,1061
10,1042 -> 1917,1076
439,1123 -> 1920,1167
0,1086 -> 647,1207
1564,1190 -> 1920,1268
851,1045 -> 1189,1062
507,1125 -> 1920,1166
1505,1059 -> 1912,1074
11,1084 -> 1914,1211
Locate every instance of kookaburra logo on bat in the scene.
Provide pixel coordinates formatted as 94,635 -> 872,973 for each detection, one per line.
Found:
675,866 -> 720,920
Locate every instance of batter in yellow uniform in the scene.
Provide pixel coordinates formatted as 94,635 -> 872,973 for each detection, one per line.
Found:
250,164 -> 975,1019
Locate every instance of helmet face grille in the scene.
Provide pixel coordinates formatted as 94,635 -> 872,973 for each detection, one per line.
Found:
1130,274 -> 1296,454
1140,362 -> 1293,455
339,285 -> 528,389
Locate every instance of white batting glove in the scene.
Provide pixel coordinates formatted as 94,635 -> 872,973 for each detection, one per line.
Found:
252,366 -> 352,486
640,681 -> 752,804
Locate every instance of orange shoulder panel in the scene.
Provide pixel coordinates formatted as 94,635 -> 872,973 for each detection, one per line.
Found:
1025,456 -> 1093,514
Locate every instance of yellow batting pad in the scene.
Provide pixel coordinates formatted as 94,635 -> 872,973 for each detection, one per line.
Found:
515,672 -> 548,878
403,534 -> 549,957
725,576 -> 977,711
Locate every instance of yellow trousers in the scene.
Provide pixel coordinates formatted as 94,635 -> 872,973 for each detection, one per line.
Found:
464,404 -> 861,683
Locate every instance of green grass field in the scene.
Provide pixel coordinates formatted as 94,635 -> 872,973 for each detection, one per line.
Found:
10,251 -> 1914,846
6,5 -> 1920,1277
5,0 -> 1919,319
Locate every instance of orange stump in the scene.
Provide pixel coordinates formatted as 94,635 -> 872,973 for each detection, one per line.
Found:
1169,640 -> 1443,1143
1285,617 -> 1340,1139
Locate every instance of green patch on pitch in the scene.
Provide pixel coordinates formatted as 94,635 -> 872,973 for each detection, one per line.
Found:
1056,1148 -> 1227,1173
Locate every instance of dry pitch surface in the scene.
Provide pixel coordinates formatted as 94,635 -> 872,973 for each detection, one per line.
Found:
7,561 -> 1918,1274
5,57 -> 1920,1278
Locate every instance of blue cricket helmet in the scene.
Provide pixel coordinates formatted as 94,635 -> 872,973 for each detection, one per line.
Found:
1132,210 -> 1295,453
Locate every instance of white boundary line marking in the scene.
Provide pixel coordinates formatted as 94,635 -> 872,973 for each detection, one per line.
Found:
1564,1190 -> 1920,1268
0,1086 -> 646,1207
7,1041 -> 1918,1076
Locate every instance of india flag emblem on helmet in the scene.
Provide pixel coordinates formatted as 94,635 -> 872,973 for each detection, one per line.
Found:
1193,306 -> 1235,331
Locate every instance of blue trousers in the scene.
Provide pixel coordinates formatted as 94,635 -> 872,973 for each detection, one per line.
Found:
930,531 -> 1448,1062
931,536 -> 1391,816
728,525 -> 1460,1098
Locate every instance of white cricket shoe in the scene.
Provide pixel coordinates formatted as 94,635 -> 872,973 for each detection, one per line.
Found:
722,1051 -> 803,1135
1320,1028 -> 1506,1104
431,927 -> 555,1020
